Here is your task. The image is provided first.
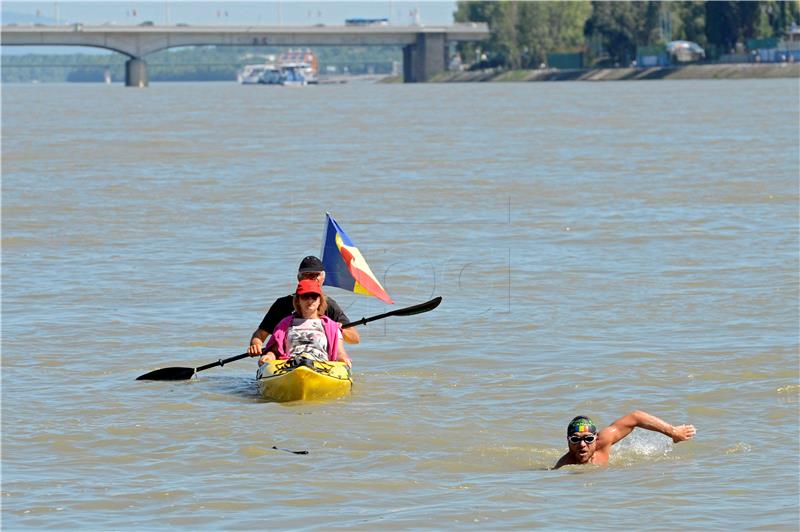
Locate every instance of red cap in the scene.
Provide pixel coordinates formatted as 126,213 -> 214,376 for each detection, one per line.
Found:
295,279 -> 322,296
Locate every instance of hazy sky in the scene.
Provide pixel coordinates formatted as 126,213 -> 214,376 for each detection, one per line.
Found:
2,1 -> 459,55
3,1 -> 458,26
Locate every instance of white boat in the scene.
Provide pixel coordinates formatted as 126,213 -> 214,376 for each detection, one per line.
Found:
237,64 -> 277,84
238,50 -> 319,86
666,40 -> 706,62
279,63 -> 309,86
278,49 -> 319,85
258,66 -> 283,85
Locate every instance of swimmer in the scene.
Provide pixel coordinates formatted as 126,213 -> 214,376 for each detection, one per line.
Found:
553,410 -> 696,469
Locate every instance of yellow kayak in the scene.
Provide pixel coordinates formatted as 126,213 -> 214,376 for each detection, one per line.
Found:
256,357 -> 352,403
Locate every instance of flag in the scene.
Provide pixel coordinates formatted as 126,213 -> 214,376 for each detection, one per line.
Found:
321,213 -> 393,304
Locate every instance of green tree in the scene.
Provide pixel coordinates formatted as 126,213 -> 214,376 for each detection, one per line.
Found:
763,0 -> 800,37
455,1 -> 590,68
666,2 -> 707,46
736,1 -> 767,39
705,1 -> 740,54
516,1 -> 591,67
492,1 -> 522,68
703,1 -> 796,57
454,1 -> 497,24
454,1 -> 500,65
584,1 -> 661,65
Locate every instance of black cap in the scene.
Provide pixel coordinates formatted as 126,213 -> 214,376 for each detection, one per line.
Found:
298,256 -> 324,273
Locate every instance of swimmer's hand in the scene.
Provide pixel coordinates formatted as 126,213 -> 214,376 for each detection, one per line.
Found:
671,424 -> 696,443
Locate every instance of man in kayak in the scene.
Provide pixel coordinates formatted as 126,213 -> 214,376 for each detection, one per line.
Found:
553,411 -> 696,469
248,256 -> 360,356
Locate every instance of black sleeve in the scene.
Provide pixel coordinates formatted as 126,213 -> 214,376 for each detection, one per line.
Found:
325,297 -> 350,324
258,295 -> 294,334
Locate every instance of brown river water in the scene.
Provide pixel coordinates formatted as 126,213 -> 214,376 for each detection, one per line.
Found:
2,79 -> 799,528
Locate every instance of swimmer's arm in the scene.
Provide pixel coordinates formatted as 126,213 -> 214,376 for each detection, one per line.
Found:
601,410 -> 696,446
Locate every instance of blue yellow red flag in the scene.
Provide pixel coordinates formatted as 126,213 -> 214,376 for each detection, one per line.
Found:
321,213 -> 394,304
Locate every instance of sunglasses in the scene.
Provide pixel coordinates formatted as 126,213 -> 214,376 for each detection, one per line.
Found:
299,293 -> 320,300
568,435 -> 596,444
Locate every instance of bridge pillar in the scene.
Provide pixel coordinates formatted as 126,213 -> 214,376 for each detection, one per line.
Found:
125,58 -> 148,87
403,32 -> 447,82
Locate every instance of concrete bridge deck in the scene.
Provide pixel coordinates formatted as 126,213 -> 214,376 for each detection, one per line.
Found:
1,23 -> 489,85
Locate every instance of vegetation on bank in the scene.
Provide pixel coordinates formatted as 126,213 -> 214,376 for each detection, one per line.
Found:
429,62 -> 800,83
1,45 -> 401,83
455,1 -> 799,68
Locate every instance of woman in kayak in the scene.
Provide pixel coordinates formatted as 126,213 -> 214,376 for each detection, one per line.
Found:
257,278 -> 351,368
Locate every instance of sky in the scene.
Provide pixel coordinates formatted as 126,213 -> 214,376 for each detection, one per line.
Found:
2,1 -> 458,54
3,1 -> 458,26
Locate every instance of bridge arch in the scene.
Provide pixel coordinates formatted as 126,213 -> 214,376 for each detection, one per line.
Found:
1,24 -> 489,86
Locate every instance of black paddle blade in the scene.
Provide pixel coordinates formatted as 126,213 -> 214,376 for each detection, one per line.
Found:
136,367 -> 196,381
394,296 -> 442,316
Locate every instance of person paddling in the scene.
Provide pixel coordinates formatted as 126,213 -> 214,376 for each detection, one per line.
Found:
256,279 -> 351,368
247,256 -> 360,357
553,411 -> 696,469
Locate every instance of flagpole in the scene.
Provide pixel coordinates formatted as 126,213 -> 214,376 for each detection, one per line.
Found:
320,212 -> 331,263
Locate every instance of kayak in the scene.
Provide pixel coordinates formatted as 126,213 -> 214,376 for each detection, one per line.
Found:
256,357 -> 352,402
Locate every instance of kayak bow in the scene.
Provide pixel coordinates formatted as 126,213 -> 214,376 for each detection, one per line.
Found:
256,357 -> 352,402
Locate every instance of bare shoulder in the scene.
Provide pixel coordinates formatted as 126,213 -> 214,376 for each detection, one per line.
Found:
553,453 -> 573,470
596,426 -> 617,447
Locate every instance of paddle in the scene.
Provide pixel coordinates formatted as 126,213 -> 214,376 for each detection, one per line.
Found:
136,296 -> 442,381
341,296 -> 442,327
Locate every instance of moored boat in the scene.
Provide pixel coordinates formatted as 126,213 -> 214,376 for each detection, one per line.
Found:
258,65 -> 283,85
279,49 -> 318,84
237,63 -> 277,84
256,357 -> 352,402
278,63 -> 309,86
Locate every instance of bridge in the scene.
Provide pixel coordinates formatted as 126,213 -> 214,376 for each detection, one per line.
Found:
0,23 -> 489,86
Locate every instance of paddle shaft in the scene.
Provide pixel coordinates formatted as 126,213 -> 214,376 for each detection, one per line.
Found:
190,315 -> 366,374
190,298 -> 441,373
195,352 -> 251,372
136,296 -> 442,380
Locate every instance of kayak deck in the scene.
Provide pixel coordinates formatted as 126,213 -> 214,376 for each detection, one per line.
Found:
256,358 -> 352,402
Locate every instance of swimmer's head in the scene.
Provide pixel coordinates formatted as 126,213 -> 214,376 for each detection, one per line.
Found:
567,416 -> 597,436
566,415 -> 598,464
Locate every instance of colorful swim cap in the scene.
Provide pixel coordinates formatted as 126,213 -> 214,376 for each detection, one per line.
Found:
567,416 -> 597,435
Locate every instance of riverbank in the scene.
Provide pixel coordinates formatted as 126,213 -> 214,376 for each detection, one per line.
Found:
411,62 -> 800,82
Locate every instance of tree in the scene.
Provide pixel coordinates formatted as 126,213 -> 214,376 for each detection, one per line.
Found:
584,1 -> 661,65
764,0 -> 800,37
516,2 -> 591,67
454,1 -> 501,66
736,1 -> 766,40
492,1 -> 521,68
704,1 -> 797,56
667,2 -> 707,46
455,1 -> 590,69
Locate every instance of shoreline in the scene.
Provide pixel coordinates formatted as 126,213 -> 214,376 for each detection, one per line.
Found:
420,62 -> 800,82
